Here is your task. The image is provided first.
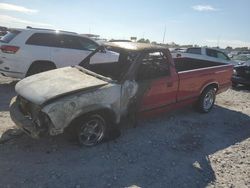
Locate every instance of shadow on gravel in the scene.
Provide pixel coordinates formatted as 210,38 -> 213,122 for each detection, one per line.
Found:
0,81 -> 17,111
0,105 -> 249,188
0,128 -> 24,144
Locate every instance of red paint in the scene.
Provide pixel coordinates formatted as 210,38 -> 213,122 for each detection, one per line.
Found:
138,56 -> 233,118
139,71 -> 179,112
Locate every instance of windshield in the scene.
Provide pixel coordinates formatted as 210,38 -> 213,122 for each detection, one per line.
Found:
86,51 -> 136,82
233,54 -> 250,62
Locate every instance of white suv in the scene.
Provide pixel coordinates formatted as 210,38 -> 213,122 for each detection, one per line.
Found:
0,27 -> 119,78
171,47 -> 236,65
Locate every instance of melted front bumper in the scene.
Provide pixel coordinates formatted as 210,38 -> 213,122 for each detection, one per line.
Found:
9,97 -> 41,138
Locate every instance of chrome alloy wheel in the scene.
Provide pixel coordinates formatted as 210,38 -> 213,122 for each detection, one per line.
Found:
203,90 -> 215,111
78,115 -> 105,146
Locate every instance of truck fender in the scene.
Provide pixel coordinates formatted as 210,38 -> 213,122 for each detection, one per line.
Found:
43,103 -> 119,136
200,82 -> 219,94
69,105 -> 119,126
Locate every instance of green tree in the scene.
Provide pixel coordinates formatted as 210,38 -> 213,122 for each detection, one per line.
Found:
137,38 -> 150,43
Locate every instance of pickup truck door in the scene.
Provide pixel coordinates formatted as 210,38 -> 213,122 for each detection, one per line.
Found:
135,51 -> 178,113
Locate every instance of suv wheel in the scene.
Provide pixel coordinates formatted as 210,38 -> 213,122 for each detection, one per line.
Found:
197,86 -> 216,113
76,114 -> 107,146
26,62 -> 56,77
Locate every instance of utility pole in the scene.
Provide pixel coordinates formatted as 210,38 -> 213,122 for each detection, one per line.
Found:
162,25 -> 166,44
217,35 -> 221,48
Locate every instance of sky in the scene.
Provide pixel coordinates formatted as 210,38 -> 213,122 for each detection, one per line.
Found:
0,0 -> 249,48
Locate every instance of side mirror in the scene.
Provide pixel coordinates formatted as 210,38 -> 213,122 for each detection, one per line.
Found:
99,46 -> 106,53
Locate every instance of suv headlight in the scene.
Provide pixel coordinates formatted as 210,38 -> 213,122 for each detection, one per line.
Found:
233,69 -> 237,75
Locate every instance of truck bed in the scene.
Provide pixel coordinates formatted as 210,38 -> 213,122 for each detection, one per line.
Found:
174,57 -> 225,72
175,58 -> 233,102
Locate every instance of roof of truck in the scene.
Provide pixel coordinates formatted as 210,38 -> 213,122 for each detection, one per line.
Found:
105,42 -> 167,52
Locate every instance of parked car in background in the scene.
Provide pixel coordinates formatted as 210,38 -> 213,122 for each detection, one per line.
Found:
228,50 -> 250,58
109,39 -> 132,42
171,47 -> 236,65
239,51 -> 250,55
232,54 -> 250,64
0,27 -> 119,78
0,26 -> 8,38
232,54 -> 250,86
10,42 -> 233,146
170,48 -> 187,53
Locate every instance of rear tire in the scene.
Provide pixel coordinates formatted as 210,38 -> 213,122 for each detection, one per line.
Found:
26,62 -> 56,77
197,86 -> 216,113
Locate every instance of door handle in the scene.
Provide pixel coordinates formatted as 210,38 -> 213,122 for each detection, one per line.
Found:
166,82 -> 173,87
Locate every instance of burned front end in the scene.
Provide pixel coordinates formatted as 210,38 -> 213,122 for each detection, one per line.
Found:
10,96 -> 51,138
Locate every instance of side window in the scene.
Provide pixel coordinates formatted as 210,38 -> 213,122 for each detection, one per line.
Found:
26,33 -> 58,47
0,30 -> 21,43
217,51 -> 230,60
206,49 -> 218,58
206,49 -> 230,60
136,51 -> 170,81
79,38 -> 98,51
26,33 -> 94,50
186,48 -> 201,55
59,35 -> 82,50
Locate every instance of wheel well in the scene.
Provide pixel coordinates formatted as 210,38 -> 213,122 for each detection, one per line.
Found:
202,83 -> 219,94
29,60 -> 56,69
64,108 -> 118,141
69,108 -> 117,128
26,61 -> 56,77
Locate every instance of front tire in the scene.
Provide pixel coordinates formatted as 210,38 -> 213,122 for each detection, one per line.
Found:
197,86 -> 216,113
76,114 -> 107,147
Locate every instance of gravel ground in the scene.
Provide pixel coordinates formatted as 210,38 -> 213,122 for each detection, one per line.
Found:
0,75 -> 249,188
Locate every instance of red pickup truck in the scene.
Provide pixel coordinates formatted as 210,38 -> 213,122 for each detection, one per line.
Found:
10,42 -> 233,146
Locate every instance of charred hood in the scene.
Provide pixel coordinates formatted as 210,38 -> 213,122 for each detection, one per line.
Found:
15,67 -> 109,105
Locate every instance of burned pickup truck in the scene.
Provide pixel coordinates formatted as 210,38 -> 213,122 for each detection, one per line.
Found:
10,42 -> 233,146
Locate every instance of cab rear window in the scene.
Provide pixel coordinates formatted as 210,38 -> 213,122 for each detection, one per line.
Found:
0,30 -> 21,43
186,48 -> 201,55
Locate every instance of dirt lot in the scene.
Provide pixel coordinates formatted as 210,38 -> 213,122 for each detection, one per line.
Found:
0,75 -> 249,188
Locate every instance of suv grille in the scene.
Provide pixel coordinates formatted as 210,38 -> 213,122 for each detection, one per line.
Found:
236,67 -> 250,79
